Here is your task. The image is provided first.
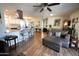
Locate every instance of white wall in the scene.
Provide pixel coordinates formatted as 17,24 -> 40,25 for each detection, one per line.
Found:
47,16 -> 69,29
0,5 -> 6,39
70,9 -> 79,40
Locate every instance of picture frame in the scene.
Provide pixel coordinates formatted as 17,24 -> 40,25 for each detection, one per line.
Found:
72,18 -> 75,23
72,17 -> 78,24
54,19 -> 61,26
76,17 -> 78,23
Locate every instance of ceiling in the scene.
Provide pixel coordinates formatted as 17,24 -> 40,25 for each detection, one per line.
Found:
1,3 -> 79,17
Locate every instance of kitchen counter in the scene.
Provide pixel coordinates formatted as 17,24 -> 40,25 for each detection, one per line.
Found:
5,27 -> 35,46
6,29 -> 29,46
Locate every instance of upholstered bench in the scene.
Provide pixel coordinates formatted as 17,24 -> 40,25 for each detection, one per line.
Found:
42,36 -> 62,52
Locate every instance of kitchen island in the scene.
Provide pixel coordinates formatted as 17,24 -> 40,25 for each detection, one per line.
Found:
6,27 -> 35,46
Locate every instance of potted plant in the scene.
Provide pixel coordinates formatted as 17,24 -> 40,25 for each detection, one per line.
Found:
49,25 -> 52,32
49,25 -> 52,28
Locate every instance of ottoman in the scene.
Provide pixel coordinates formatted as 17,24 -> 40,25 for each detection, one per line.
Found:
42,36 -> 62,52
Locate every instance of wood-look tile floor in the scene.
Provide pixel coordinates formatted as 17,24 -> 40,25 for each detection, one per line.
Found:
10,32 -> 79,56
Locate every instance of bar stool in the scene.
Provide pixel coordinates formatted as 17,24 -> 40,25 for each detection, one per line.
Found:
4,35 -> 18,49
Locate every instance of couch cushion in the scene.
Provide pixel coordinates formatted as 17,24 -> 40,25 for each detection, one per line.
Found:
48,32 -> 52,37
44,36 -> 61,45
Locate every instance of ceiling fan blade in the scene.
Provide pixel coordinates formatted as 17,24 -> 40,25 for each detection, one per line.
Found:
43,3 -> 48,7
33,3 -> 43,7
47,7 -> 52,12
48,3 -> 60,6
40,8 -> 44,12
33,5 -> 42,7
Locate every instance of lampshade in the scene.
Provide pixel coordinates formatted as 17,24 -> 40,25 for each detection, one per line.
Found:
64,22 -> 68,26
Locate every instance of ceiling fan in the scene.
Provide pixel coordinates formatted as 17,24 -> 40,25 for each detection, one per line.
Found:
33,3 -> 60,12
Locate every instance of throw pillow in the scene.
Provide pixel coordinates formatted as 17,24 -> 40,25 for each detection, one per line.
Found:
61,34 -> 66,38
55,32 -> 61,37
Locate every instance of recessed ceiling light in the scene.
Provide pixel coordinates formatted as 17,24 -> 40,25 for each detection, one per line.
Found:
50,14 -> 53,16
28,17 -> 31,19
5,9 -> 8,12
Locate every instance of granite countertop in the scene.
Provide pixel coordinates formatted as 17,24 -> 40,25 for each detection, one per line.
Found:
7,28 -> 20,32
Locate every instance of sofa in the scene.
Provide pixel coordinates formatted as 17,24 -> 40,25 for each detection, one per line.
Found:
42,29 -> 70,52
49,29 -> 70,48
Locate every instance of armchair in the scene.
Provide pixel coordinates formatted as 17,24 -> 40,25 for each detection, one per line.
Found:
0,40 -> 9,56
